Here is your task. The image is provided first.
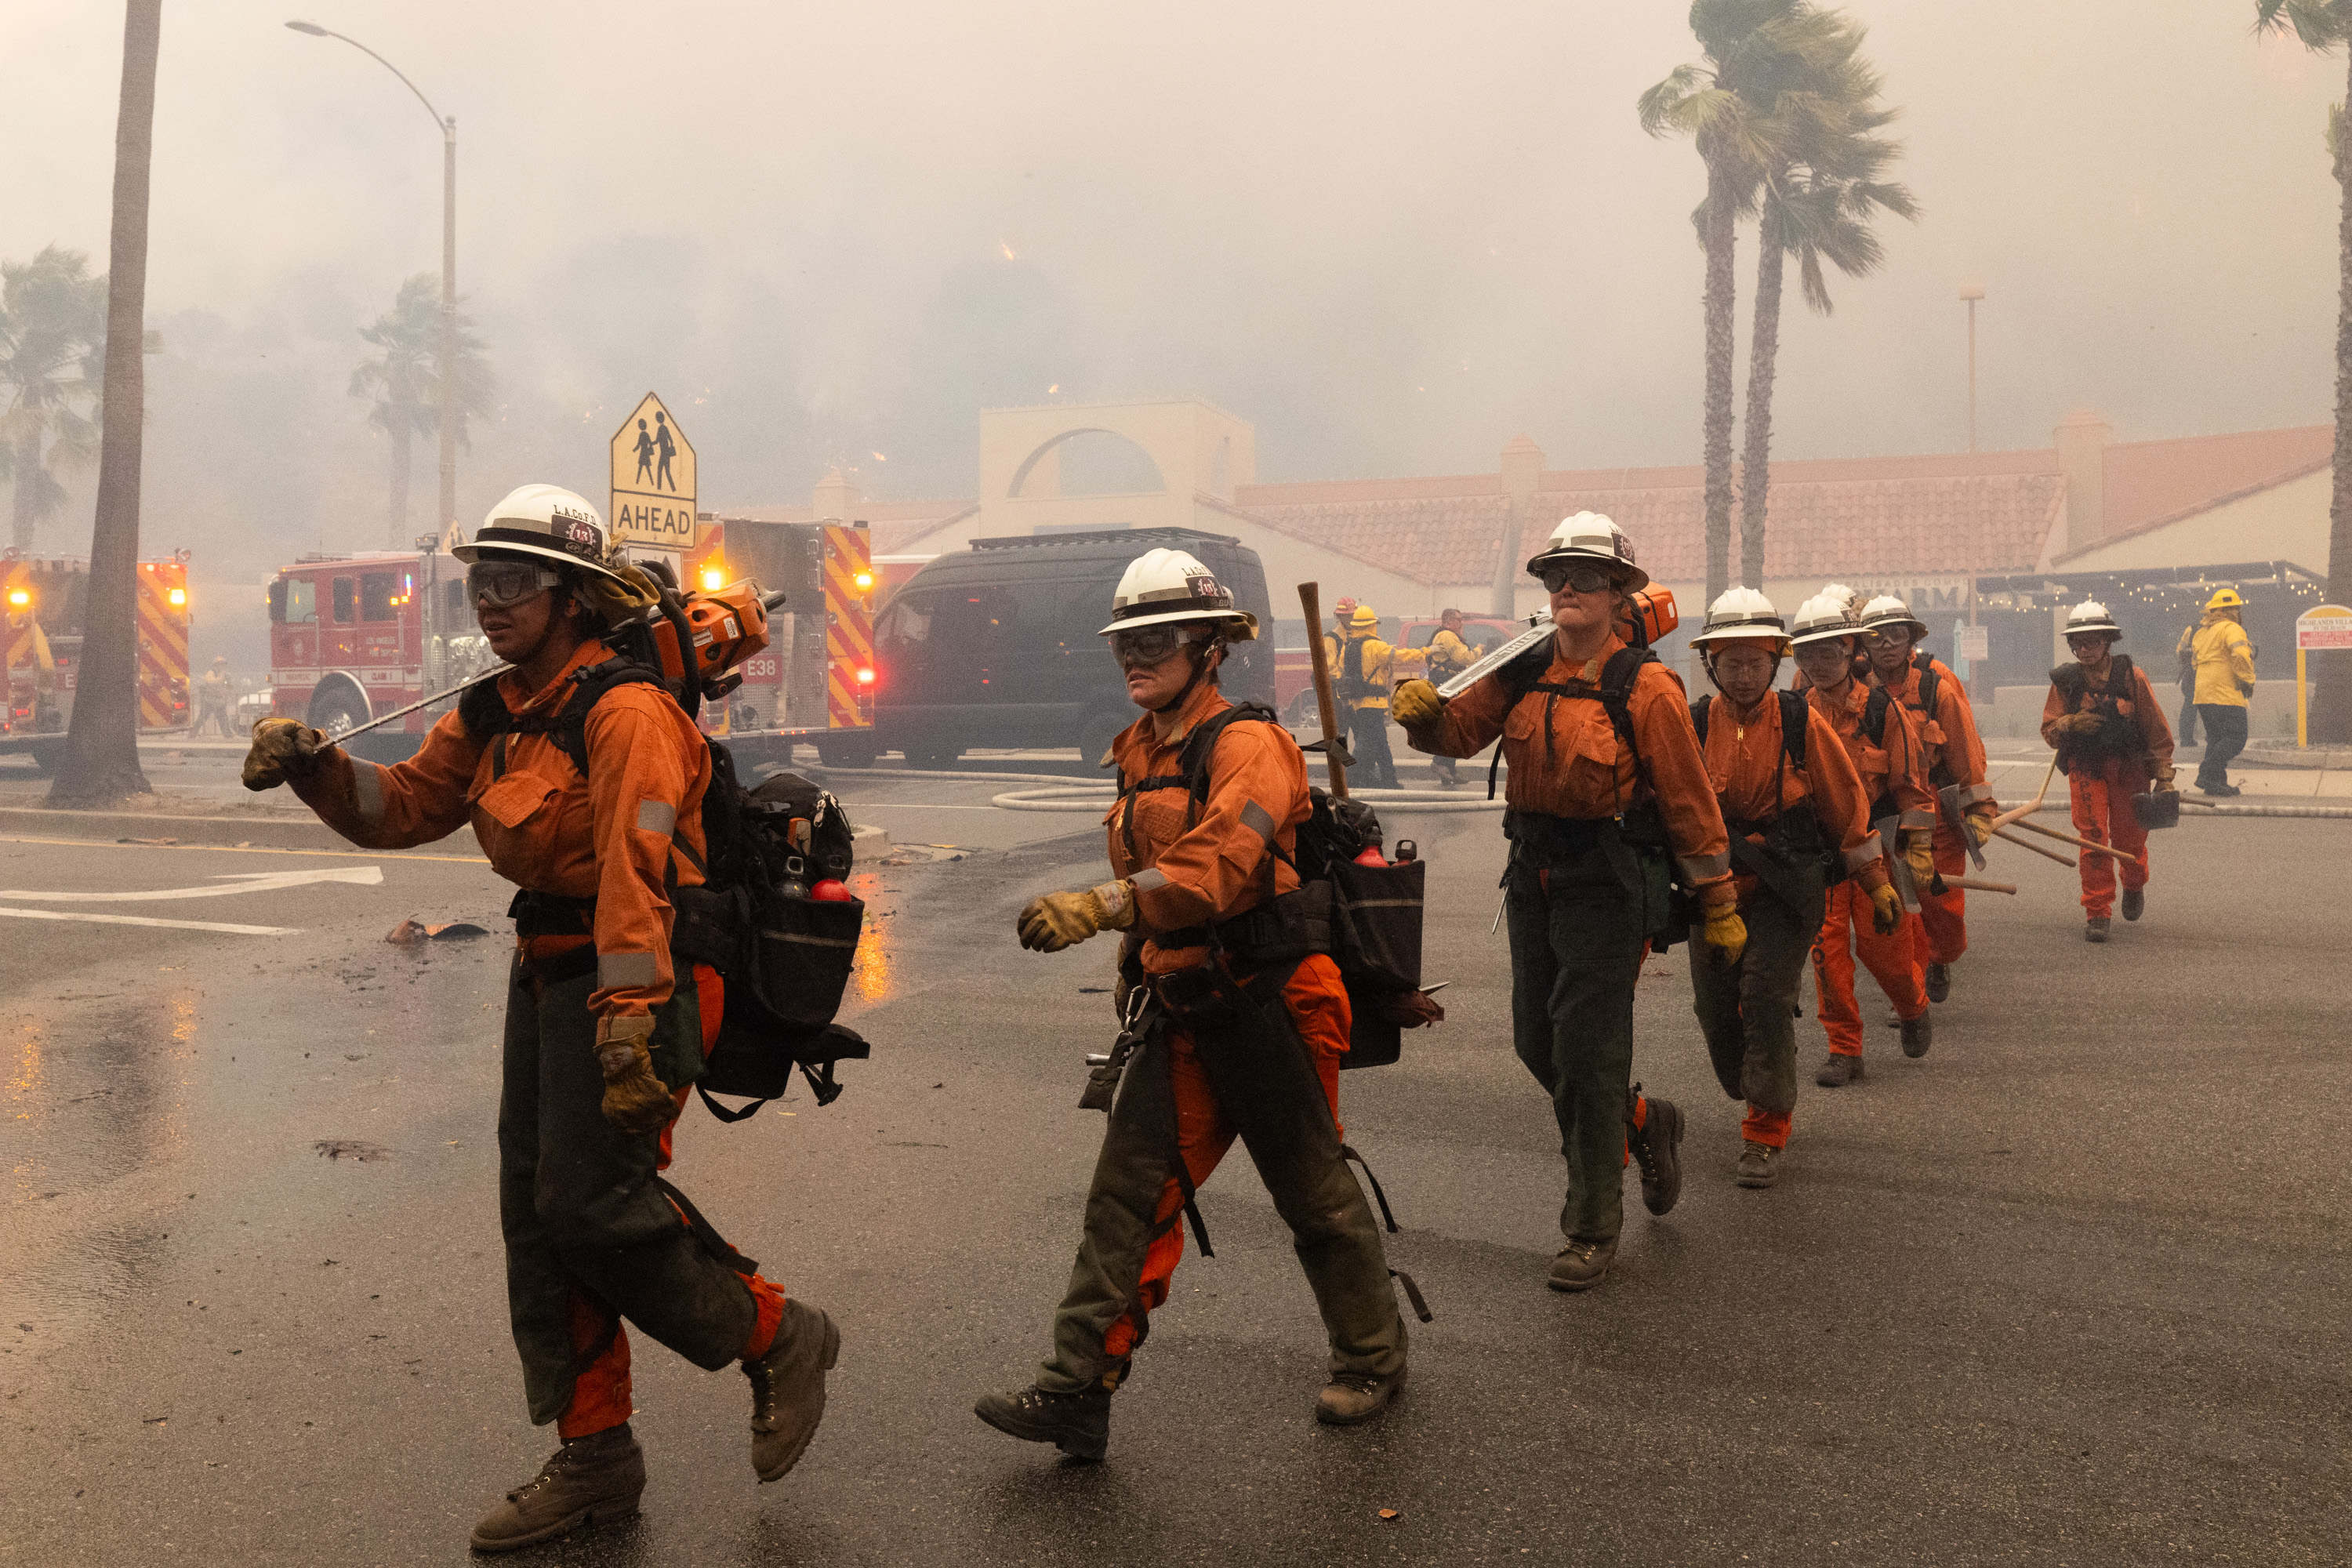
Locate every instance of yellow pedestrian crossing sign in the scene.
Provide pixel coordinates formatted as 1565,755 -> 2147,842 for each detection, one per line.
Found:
610,391 -> 697,550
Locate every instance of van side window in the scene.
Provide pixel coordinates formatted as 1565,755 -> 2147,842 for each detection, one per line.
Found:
332,578 -> 355,623
284,579 -> 317,624
877,593 -> 933,648
360,572 -> 399,622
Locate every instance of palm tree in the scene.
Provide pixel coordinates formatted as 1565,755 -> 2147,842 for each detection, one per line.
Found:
350,272 -> 492,550
1737,31 -> 1917,590
0,245 -> 107,554
2256,0 -> 2352,743
50,0 -> 160,808
1640,0 -> 1838,606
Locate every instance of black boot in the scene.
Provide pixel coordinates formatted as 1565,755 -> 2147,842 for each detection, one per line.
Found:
2085,916 -> 2111,943
1816,1052 -> 1863,1087
1626,1091 -> 1685,1217
975,1379 -> 1115,1461
469,1425 -> 644,1554
747,1298 -> 841,1483
2122,887 -> 2144,922
1899,1010 -> 1933,1059
1546,1236 -> 1617,1293
1925,962 -> 1951,1004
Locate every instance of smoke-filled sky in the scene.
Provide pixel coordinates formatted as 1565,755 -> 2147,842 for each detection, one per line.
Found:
2,0 -> 2346,590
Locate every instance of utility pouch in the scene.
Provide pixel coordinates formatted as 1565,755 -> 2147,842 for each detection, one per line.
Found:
1152,960 -> 1276,1033
1330,857 -> 1424,993
1080,992 -> 1160,1112
699,1018 -> 870,1120
747,891 -> 866,1029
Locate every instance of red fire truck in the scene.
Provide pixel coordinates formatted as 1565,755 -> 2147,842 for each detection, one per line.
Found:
2,548 -> 192,771
684,518 -> 878,767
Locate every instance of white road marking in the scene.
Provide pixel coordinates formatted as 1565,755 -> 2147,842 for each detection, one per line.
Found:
0,865 -> 384,902
0,907 -> 299,935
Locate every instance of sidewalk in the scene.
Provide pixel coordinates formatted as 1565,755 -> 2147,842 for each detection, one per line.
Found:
1983,755 -> 2352,799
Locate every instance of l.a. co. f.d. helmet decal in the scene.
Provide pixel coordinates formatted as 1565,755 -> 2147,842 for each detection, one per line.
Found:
1185,573 -> 1221,600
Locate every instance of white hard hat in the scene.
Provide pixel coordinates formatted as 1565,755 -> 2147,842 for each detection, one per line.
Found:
1859,594 -> 1928,639
1820,582 -> 1862,612
455,484 -> 627,583
1689,586 -> 1787,648
2066,599 -> 2122,638
1526,510 -> 1648,592
1097,548 -> 1258,640
1789,592 -> 1861,647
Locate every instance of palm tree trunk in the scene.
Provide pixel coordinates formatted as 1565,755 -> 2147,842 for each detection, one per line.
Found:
1740,193 -> 1786,594
1702,158 -> 1740,608
10,429 -> 38,552
49,0 -> 160,807
2318,42 -> 2352,746
387,420 -> 411,551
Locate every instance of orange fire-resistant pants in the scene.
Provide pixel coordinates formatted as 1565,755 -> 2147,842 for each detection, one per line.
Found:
557,963 -> 789,1439
2067,760 -> 2151,919
1911,819 -> 1970,968
1813,878 -> 1929,1058
1101,956 -> 1351,1361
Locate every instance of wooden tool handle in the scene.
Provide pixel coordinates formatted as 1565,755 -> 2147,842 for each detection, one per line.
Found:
2011,816 -> 2142,863
1298,583 -> 1348,800
1940,877 -> 2017,895
1991,825 -> 2075,867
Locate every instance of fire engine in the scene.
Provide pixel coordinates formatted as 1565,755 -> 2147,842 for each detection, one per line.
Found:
683,517 -> 878,768
2,548 -> 192,771
265,546 -> 478,760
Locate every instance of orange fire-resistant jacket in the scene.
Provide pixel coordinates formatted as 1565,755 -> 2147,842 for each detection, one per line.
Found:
1697,691 -> 1888,899
2038,657 -> 2176,773
1806,677 -> 1938,832
1413,630 -> 1733,907
291,638 -> 711,1023
1105,681 -> 1314,977
1881,653 -> 1994,808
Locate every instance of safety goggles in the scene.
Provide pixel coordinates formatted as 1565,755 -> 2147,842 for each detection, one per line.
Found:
1106,625 -> 1203,667
1858,626 -> 1912,647
466,561 -> 564,609
1537,563 -> 1615,596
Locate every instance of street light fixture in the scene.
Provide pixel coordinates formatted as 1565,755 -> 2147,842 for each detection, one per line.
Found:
285,20 -> 459,551
1959,284 -> 1986,453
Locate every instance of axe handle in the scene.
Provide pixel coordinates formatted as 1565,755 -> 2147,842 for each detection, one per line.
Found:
1987,753 -> 2063,831
1298,583 -> 1348,800
1991,825 -> 2075,867
1939,876 -> 2017,895
2009,816 -> 2142,863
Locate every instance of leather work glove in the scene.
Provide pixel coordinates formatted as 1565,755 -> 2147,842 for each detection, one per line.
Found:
2056,711 -> 2106,737
1903,830 -> 1936,884
241,717 -> 328,791
1701,902 -> 1748,967
595,1014 -> 677,1134
1962,804 -> 1997,849
1869,880 -> 1904,935
575,561 -> 666,626
1390,678 -> 1443,731
2151,765 -> 2178,793
1018,880 -> 1139,953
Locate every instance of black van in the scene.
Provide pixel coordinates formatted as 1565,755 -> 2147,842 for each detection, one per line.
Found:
873,527 -> 1276,768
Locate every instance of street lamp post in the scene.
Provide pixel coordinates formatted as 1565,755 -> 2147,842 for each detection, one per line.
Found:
286,21 -> 457,551
1959,284 -> 1985,453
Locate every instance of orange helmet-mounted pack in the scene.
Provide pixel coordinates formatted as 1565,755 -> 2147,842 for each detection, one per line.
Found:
1621,586 -> 1677,648
622,575 -> 779,710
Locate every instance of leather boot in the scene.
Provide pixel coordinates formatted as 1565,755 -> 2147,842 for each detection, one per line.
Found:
747,1298 -> 841,1483
1925,962 -> 1951,1004
2122,887 -> 2144,922
1546,1236 -> 1617,1293
1899,1010 -> 1933,1058
2085,916 -> 2111,943
974,1380 -> 1114,1461
1316,1365 -> 1406,1425
1816,1052 -> 1862,1087
1735,1141 -> 1780,1189
1626,1091 -> 1685,1217
469,1424 -> 644,1554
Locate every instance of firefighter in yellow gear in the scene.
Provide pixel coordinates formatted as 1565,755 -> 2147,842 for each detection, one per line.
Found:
1326,605 -> 1404,789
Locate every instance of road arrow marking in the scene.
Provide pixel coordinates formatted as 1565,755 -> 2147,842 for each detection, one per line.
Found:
0,908 -> 299,935
0,866 -> 383,902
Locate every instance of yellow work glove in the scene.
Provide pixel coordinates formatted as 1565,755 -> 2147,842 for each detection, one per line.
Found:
575,561 -> 666,626
1868,880 -> 1904,935
2151,766 -> 2176,793
1017,879 -> 1139,953
1903,830 -> 1936,884
1390,678 -> 1443,731
241,717 -> 328,791
1701,902 -> 1747,966
1963,806 -> 1997,849
2057,711 -> 2105,737
595,1014 -> 677,1134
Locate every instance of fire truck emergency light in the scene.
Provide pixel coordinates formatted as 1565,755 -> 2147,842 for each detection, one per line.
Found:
854,571 -> 874,592
6,588 -> 29,608
857,666 -> 874,685
168,587 -> 187,607
700,566 -> 726,592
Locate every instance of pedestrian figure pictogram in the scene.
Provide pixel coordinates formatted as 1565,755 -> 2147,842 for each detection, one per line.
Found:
610,393 -> 698,551
633,419 -> 657,487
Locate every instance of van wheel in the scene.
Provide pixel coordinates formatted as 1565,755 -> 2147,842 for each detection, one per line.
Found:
817,735 -> 878,769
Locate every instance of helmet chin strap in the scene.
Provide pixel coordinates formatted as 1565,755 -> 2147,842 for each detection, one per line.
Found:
1152,639 -> 1218,714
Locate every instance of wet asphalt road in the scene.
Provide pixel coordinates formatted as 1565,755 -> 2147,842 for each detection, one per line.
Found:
2,794 -> 2347,1566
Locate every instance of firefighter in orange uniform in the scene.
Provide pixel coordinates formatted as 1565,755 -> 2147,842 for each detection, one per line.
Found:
975,548 -> 1408,1461
2042,600 -> 2176,942
1684,590 -> 1897,1185
1857,595 -> 1997,1004
1789,594 -> 1938,1086
1392,513 -> 1735,1290
241,485 -> 837,1554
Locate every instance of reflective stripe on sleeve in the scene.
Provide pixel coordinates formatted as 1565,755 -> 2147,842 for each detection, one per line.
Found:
1843,840 -> 1883,873
1131,868 -> 1171,892
1956,783 -> 1998,806
597,951 -> 659,989
634,800 -> 677,836
1899,808 -> 1937,829
351,760 -> 386,827
1238,800 -> 1278,844
1677,851 -> 1731,883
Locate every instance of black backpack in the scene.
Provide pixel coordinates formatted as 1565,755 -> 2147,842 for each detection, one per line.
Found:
1116,702 -> 1424,1069
459,644 -> 869,1120
1690,688 -> 1836,906
2049,654 -> 2140,774
1481,641 -> 1662,801
1334,635 -> 1375,703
